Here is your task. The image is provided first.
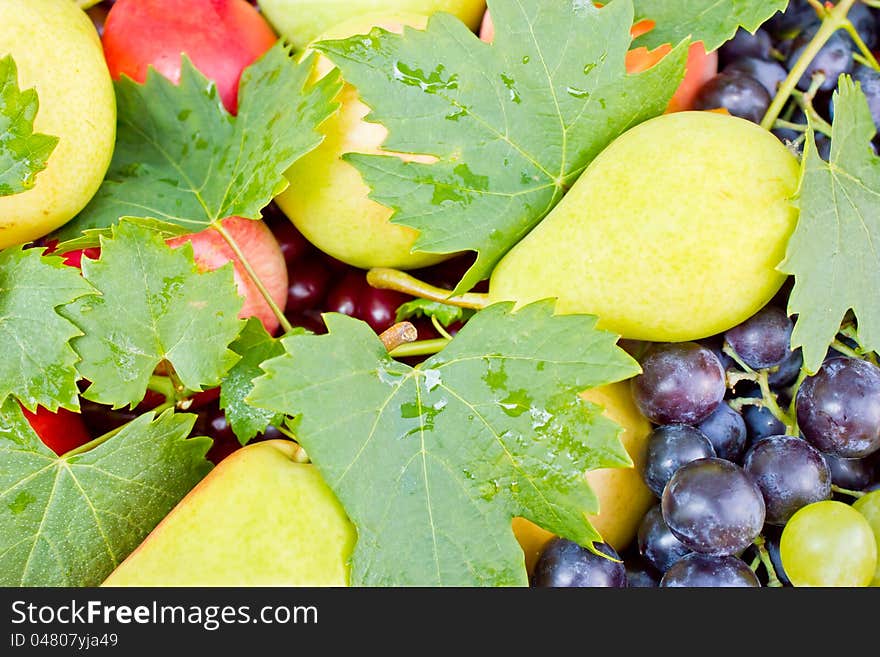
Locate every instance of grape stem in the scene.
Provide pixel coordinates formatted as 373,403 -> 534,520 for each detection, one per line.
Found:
378,321 -> 419,352
722,343 -> 797,432
388,338 -> 451,359
61,401 -> 176,459
760,0 -> 859,131
832,484 -> 866,498
367,268 -> 490,310
212,221 -> 294,335
430,314 -> 455,341
752,535 -> 783,588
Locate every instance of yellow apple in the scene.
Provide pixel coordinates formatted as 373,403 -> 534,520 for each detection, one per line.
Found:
0,0 -> 115,248
488,111 -> 800,342
274,13 -> 452,270
102,440 -> 356,586
257,0 -> 486,50
514,381 -> 654,574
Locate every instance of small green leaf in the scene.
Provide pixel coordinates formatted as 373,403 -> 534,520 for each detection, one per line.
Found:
220,318 -> 292,445
62,221 -> 244,409
0,247 -> 93,411
781,76 -> 880,373
316,0 -> 687,293
0,400 -> 212,586
56,41 -> 341,239
249,302 -> 639,586
631,0 -> 788,51
395,298 -> 474,327
0,55 -> 58,196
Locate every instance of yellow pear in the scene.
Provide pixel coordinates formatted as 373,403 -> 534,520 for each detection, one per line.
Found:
102,441 -> 355,587
275,13 -> 451,270
514,381 -> 654,573
0,0 -> 115,248
488,111 -> 800,343
257,0 -> 486,51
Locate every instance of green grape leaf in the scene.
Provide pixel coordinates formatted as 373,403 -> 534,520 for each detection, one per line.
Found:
395,298 -> 474,327
781,76 -> 880,373
249,302 -> 640,586
316,0 -> 687,293
220,318 -> 292,445
55,41 -> 341,239
0,400 -> 212,586
631,0 -> 789,51
0,247 -> 93,412
62,221 -> 244,409
0,55 -> 58,196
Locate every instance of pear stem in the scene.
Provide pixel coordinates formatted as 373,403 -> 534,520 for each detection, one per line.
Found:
379,321 -> 419,352
213,221 -> 294,335
367,268 -> 490,310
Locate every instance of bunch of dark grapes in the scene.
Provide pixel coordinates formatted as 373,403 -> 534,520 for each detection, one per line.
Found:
695,1 -> 880,158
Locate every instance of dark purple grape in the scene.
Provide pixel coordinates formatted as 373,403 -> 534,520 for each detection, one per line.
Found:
266,212 -> 312,266
725,306 -> 793,370
359,287 -> 411,334
642,424 -> 716,497
765,0 -> 819,41
660,553 -> 760,587
625,559 -> 660,588
286,256 -> 331,313
662,458 -> 766,556
743,435 -> 831,524
768,347 -> 803,389
531,539 -> 626,588
823,452 -> 877,491
694,72 -> 772,123
697,402 -> 748,463
719,28 -> 773,65
631,343 -> 726,425
743,403 -> 786,444
787,30 -> 854,92
637,505 -> 692,573
853,64 -> 880,131
797,357 -> 880,458
723,57 -> 787,96
815,133 -> 832,160
324,271 -> 365,318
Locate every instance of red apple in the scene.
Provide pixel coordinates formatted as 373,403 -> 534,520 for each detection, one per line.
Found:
167,216 -> 289,335
479,10 -> 717,113
102,0 -> 277,114
22,405 -> 92,456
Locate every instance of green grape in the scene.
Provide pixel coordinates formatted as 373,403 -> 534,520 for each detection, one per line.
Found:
853,491 -> 880,587
780,501 -> 877,587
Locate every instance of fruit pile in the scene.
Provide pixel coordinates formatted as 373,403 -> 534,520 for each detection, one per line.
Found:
2,0 -> 880,588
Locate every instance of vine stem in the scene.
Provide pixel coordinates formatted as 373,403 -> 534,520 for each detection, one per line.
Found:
388,338 -> 450,359
61,401 -> 176,459
753,535 -> 783,588
378,322 -> 419,352
367,268 -> 490,310
832,484 -> 866,498
212,221 -> 294,335
760,0 -> 859,131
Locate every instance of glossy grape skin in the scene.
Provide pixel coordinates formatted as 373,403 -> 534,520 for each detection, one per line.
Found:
285,256 -> 331,313
853,491 -> 880,586
625,559 -> 660,588
642,424 -> 716,497
724,305 -> 793,370
768,347 -> 803,389
743,435 -> 831,525
531,539 -> 626,587
660,553 -> 760,587
358,287 -> 410,334
267,213 -> 312,266
797,357 -> 880,458
697,402 -> 748,462
765,0 -> 819,41
743,404 -> 786,445
637,505 -> 692,573
762,525 -> 792,586
824,453 -> 877,491
324,271 -> 364,318
787,31 -> 854,92
719,28 -> 772,65
631,343 -> 726,425
662,458 -> 766,556
723,57 -> 787,96
780,500 -> 877,587
694,72 -> 771,123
